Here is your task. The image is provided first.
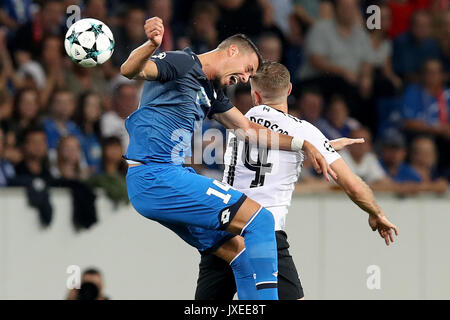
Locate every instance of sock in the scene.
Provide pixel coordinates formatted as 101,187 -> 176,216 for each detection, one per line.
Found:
240,207 -> 278,300
230,248 -> 258,300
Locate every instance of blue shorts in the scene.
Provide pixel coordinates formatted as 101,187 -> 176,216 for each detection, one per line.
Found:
126,164 -> 244,252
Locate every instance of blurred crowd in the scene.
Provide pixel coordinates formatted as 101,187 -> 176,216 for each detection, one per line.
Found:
0,0 -> 449,220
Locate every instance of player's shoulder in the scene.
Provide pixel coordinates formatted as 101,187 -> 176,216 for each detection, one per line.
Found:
292,118 -> 326,136
151,47 -> 196,61
150,47 -> 200,77
246,104 -> 302,122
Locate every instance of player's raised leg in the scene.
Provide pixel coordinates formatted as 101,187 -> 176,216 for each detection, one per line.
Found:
225,197 -> 279,300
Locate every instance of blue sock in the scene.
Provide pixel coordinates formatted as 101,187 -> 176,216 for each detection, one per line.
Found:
241,207 -> 278,300
230,248 -> 258,300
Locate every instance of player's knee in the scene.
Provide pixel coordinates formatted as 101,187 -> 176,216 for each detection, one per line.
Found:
240,207 -> 275,237
214,236 -> 246,264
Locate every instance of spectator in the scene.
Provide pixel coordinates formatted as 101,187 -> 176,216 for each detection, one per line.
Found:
52,135 -> 89,180
402,59 -> 450,138
0,126 -> 15,186
76,92 -> 103,175
43,89 -> 84,152
89,137 -> 129,205
184,1 -> 219,54
148,0 -> 175,51
258,32 -> 283,63
111,6 -> 147,68
379,130 -> 421,183
0,29 -> 25,90
83,0 -> 109,25
12,0 -> 65,55
434,8 -> 450,74
10,127 -> 53,226
339,127 -> 390,185
292,0 -> 334,29
3,88 -> 41,165
0,0 -> 33,30
410,136 -> 446,181
0,89 -> 12,126
15,49 -> 47,91
387,0 -> 432,39
216,0 -> 269,41
316,95 -> 361,140
100,83 -> 138,149
296,87 -> 324,125
268,0 -> 295,37
14,127 -> 51,181
402,58 -> 450,172
392,10 -> 442,83
297,0 -> 373,123
368,3 -> 402,96
67,268 -> 109,300
39,35 -> 66,108
64,64 -> 110,103
378,130 -> 448,194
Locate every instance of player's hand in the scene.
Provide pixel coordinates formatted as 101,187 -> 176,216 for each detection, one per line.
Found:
369,214 -> 399,246
302,140 -> 337,182
144,17 -> 164,48
329,137 -> 365,151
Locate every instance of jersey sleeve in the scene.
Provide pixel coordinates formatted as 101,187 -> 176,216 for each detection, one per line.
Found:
208,89 -> 234,118
295,121 -> 342,165
150,50 -> 196,82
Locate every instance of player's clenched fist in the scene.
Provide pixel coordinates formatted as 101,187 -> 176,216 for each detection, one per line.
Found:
144,17 -> 164,48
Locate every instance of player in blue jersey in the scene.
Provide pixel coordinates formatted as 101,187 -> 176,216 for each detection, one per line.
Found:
120,17 -> 337,300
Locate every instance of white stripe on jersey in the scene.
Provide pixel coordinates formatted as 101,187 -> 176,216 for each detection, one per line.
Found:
223,105 -> 341,231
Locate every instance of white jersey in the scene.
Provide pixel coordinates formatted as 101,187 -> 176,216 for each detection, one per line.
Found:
223,105 -> 341,231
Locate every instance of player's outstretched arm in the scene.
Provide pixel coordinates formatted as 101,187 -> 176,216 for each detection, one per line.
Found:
213,107 -> 337,181
120,17 -> 163,80
330,158 -> 399,246
329,137 -> 365,151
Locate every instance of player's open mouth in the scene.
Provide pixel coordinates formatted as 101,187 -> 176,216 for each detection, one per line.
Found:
229,75 -> 239,85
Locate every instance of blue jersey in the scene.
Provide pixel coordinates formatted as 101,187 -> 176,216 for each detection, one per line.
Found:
124,48 -> 234,165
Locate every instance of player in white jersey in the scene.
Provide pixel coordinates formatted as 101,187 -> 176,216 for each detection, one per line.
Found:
195,61 -> 398,300
222,104 -> 342,231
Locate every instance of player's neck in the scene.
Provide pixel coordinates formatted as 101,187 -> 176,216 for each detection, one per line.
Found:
263,101 -> 288,114
197,49 -> 220,80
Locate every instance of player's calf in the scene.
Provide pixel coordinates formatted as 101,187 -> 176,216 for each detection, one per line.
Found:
227,198 -> 278,300
215,236 -> 258,300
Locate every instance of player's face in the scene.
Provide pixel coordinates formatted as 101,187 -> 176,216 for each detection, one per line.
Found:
218,50 -> 258,88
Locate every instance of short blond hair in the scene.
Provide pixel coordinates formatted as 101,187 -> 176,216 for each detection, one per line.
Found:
250,61 -> 290,99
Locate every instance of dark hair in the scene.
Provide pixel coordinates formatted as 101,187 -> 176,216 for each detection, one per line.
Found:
410,9 -> 430,27
83,268 -> 102,276
190,0 -> 219,22
77,282 -> 99,300
328,94 -> 347,106
21,126 -> 46,146
75,91 -> 101,137
218,34 -> 263,71
295,85 -> 323,103
12,88 -> 40,121
101,136 -> 127,176
49,88 -> 73,106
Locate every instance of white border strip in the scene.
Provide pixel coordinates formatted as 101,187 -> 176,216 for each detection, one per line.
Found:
240,207 -> 263,236
255,281 -> 278,286
229,248 -> 246,266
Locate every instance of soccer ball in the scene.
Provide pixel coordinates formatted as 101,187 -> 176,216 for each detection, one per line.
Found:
64,18 -> 115,68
